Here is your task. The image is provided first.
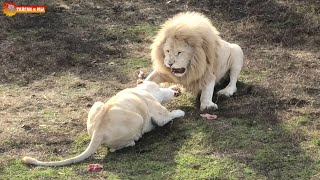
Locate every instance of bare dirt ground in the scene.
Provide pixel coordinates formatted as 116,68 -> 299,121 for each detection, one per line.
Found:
0,0 -> 319,179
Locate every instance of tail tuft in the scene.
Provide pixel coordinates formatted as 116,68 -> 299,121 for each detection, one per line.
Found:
22,156 -> 38,165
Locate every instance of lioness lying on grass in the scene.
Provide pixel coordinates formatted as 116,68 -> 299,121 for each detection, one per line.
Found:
23,81 -> 184,166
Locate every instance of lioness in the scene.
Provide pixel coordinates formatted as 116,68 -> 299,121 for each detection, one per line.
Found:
146,12 -> 244,110
22,81 -> 184,166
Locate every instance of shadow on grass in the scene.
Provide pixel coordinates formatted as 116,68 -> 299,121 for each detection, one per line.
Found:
210,82 -> 315,178
102,122 -> 189,178
91,82 -> 316,179
2,0 -> 318,85
0,2 -> 130,85
1,0 -> 318,179
184,81 -> 314,179
205,0 -> 319,47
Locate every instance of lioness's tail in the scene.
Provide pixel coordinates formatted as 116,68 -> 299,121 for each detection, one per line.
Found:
23,102 -> 107,167
22,132 -> 102,166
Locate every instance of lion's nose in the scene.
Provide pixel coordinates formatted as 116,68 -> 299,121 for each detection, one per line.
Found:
168,60 -> 175,67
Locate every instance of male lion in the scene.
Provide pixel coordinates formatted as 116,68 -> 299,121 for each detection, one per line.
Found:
146,12 -> 244,110
22,81 -> 184,166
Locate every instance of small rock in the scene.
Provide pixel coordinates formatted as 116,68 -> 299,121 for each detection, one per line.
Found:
21,124 -> 32,131
191,164 -> 201,170
56,4 -> 70,10
74,82 -> 86,88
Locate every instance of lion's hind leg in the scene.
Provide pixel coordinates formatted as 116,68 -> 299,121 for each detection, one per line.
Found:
217,43 -> 244,97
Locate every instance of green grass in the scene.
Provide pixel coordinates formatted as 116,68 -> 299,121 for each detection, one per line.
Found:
43,110 -> 60,121
97,23 -> 158,43
1,1 -> 319,179
127,24 -> 159,41
239,68 -> 270,83
1,111 -> 319,179
1,158 -> 79,180
121,57 -> 151,74
1,68 -> 319,180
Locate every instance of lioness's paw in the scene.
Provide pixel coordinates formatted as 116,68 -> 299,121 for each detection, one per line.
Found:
171,109 -> 185,118
217,86 -> 237,97
169,85 -> 181,97
200,101 -> 218,111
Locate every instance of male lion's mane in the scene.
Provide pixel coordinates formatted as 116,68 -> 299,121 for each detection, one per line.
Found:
151,12 -> 222,92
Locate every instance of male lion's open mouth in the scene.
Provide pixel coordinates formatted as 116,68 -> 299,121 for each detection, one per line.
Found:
171,68 -> 186,74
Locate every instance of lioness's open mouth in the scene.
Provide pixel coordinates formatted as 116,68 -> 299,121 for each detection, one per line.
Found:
171,68 -> 186,74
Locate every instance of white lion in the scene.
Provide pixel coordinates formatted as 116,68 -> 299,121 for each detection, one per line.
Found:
22,81 -> 184,166
146,12 -> 244,110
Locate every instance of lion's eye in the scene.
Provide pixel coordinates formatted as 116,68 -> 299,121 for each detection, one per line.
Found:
177,52 -> 182,55
166,50 -> 170,53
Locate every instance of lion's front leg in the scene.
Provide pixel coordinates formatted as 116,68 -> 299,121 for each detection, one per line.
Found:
200,74 -> 218,111
149,101 -> 185,127
145,70 -> 165,84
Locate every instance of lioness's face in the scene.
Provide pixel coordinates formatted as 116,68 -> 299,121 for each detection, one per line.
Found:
163,38 -> 193,77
